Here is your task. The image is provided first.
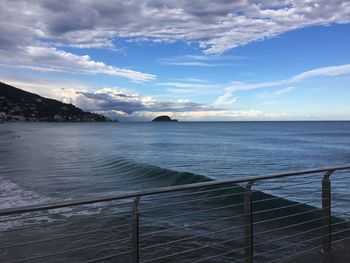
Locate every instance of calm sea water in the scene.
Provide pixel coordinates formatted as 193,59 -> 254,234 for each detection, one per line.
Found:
0,122 -> 349,262
1,121 -> 349,202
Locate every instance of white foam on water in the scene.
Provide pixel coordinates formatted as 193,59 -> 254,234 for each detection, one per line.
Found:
0,177 -> 109,231
0,177 -> 50,209
0,177 -> 52,230
0,177 -> 129,231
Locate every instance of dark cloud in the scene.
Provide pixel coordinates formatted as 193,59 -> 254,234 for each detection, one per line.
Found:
77,89 -> 209,115
77,91 -> 145,114
1,0 -> 349,53
0,21 -> 34,51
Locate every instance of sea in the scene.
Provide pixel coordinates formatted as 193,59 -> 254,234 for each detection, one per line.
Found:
0,121 -> 349,262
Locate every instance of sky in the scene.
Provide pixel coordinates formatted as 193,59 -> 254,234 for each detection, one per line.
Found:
0,0 -> 350,121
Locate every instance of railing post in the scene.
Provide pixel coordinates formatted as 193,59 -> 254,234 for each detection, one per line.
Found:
132,196 -> 141,263
322,170 -> 334,259
244,180 -> 255,263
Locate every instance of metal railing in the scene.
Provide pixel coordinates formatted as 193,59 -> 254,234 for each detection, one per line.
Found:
0,164 -> 349,262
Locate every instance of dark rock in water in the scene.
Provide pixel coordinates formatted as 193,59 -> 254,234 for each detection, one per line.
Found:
152,115 -> 178,122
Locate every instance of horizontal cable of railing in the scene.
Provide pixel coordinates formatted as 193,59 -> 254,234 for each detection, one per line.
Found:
0,164 -> 349,263
1,164 -> 349,217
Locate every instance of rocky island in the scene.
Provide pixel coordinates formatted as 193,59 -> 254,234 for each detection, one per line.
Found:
152,115 -> 178,122
0,82 -> 111,122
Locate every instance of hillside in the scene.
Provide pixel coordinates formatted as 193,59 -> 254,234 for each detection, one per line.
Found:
0,82 -> 110,122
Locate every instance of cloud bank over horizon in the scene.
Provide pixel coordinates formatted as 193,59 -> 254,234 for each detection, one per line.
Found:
1,76 -> 286,121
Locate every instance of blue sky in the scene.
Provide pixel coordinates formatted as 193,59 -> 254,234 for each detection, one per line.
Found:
1,0 -> 350,121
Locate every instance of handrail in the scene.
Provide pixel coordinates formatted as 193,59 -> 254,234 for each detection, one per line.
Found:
1,164 -> 349,263
0,164 -> 349,217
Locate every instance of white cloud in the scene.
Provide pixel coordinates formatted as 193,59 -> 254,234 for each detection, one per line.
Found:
0,0 -> 348,84
1,46 -> 155,82
159,54 -> 247,67
213,92 -> 238,106
161,61 -> 222,67
1,0 -> 349,54
215,64 -> 350,106
158,82 -> 216,89
288,64 -> 350,83
274,86 -> 295,95
175,78 -> 209,83
214,81 -> 280,106
258,86 -> 295,99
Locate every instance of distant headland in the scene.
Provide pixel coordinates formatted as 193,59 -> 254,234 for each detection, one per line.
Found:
152,115 -> 178,122
0,82 -> 113,122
